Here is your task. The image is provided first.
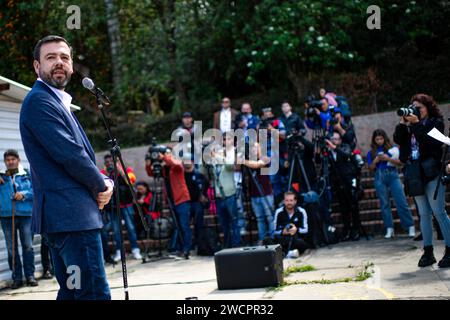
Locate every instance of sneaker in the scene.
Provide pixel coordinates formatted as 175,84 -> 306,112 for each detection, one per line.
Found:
11,281 -> 23,290
132,248 -> 142,260
408,226 -> 416,238
113,249 -> 121,262
384,228 -> 394,239
286,249 -> 299,259
41,270 -> 54,280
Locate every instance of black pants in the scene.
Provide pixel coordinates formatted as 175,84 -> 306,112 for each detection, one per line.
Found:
41,237 -> 53,274
275,234 -> 309,255
335,183 -> 361,233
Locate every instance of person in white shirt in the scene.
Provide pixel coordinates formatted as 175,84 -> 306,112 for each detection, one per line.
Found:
213,97 -> 238,133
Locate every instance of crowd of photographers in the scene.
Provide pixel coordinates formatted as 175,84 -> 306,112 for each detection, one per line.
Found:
140,89 -> 367,260
2,90 -> 450,289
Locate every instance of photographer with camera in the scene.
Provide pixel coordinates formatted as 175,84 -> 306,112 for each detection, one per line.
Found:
238,102 -> 260,133
273,192 -> 310,258
201,133 -> 241,248
325,132 -> 362,241
259,107 -> 287,206
101,154 -> 142,262
305,98 -> 333,133
145,148 -> 192,259
393,94 -> 450,268
173,112 -> 201,162
240,142 -> 275,244
183,161 -> 209,251
332,108 -> 357,150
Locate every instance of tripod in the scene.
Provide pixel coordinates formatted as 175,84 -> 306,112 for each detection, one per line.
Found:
204,163 -> 228,248
142,172 -> 184,262
96,93 -> 149,300
286,140 -> 331,246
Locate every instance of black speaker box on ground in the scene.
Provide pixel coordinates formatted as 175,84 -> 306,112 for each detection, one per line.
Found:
214,245 -> 284,290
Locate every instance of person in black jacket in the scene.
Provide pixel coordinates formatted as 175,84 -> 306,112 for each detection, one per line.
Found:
332,109 -> 356,150
393,94 -> 450,268
273,192 -> 310,257
325,131 -> 361,241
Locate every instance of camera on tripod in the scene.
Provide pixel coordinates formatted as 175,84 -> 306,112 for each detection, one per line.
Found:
397,104 -> 420,119
145,138 -> 169,177
286,128 -> 307,151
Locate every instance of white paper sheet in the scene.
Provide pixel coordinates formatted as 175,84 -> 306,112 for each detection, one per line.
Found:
427,128 -> 450,146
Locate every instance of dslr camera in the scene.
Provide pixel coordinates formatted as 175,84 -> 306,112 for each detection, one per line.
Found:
304,95 -> 323,127
145,138 -> 169,176
397,104 -> 420,119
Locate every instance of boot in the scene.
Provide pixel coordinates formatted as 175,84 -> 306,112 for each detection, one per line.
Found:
438,246 -> 450,268
418,246 -> 436,267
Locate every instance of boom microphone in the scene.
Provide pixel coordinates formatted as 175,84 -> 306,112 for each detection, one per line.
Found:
82,77 -> 111,106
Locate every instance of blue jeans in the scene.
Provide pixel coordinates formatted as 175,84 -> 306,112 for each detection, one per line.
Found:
270,173 -> 287,203
0,216 -> 35,281
374,168 -> 414,230
170,201 -> 192,254
43,229 -> 111,300
216,195 -> 241,248
100,209 -> 114,258
235,192 -> 247,231
414,176 -> 450,247
112,205 -> 139,250
251,195 -> 274,241
190,201 -> 204,249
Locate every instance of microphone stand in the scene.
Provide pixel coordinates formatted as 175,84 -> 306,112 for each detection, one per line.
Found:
95,92 -> 149,301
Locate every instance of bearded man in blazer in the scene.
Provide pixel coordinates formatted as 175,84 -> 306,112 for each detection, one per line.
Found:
19,35 -> 113,300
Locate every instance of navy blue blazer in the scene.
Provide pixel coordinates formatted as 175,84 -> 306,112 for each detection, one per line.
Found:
20,80 -> 106,234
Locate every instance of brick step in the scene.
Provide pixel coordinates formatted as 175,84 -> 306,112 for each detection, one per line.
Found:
114,230 -> 261,252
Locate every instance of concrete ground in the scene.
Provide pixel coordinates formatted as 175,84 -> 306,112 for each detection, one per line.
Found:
0,236 -> 449,300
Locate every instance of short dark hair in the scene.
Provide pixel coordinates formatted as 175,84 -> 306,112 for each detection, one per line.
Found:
4,149 -> 20,160
284,191 -> 297,199
33,35 -> 73,62
104,154 -> 113,161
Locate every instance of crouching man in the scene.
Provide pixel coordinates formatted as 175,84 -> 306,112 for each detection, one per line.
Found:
273,191 -> 310,258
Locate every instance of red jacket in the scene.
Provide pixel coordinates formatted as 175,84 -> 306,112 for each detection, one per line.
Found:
145,154 -> 190,206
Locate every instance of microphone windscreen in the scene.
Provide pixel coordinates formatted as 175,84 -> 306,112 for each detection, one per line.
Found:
82,77 -> 95,90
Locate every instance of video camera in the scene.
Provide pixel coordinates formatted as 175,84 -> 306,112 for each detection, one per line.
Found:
286,128 -> 307,152
305,95 -> 323,127
145,138 -> 169,177
397,104 -> 420,119
259,116 -> 276,130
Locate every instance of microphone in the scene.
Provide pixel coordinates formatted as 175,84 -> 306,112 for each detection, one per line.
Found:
82,77 -> 111,106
